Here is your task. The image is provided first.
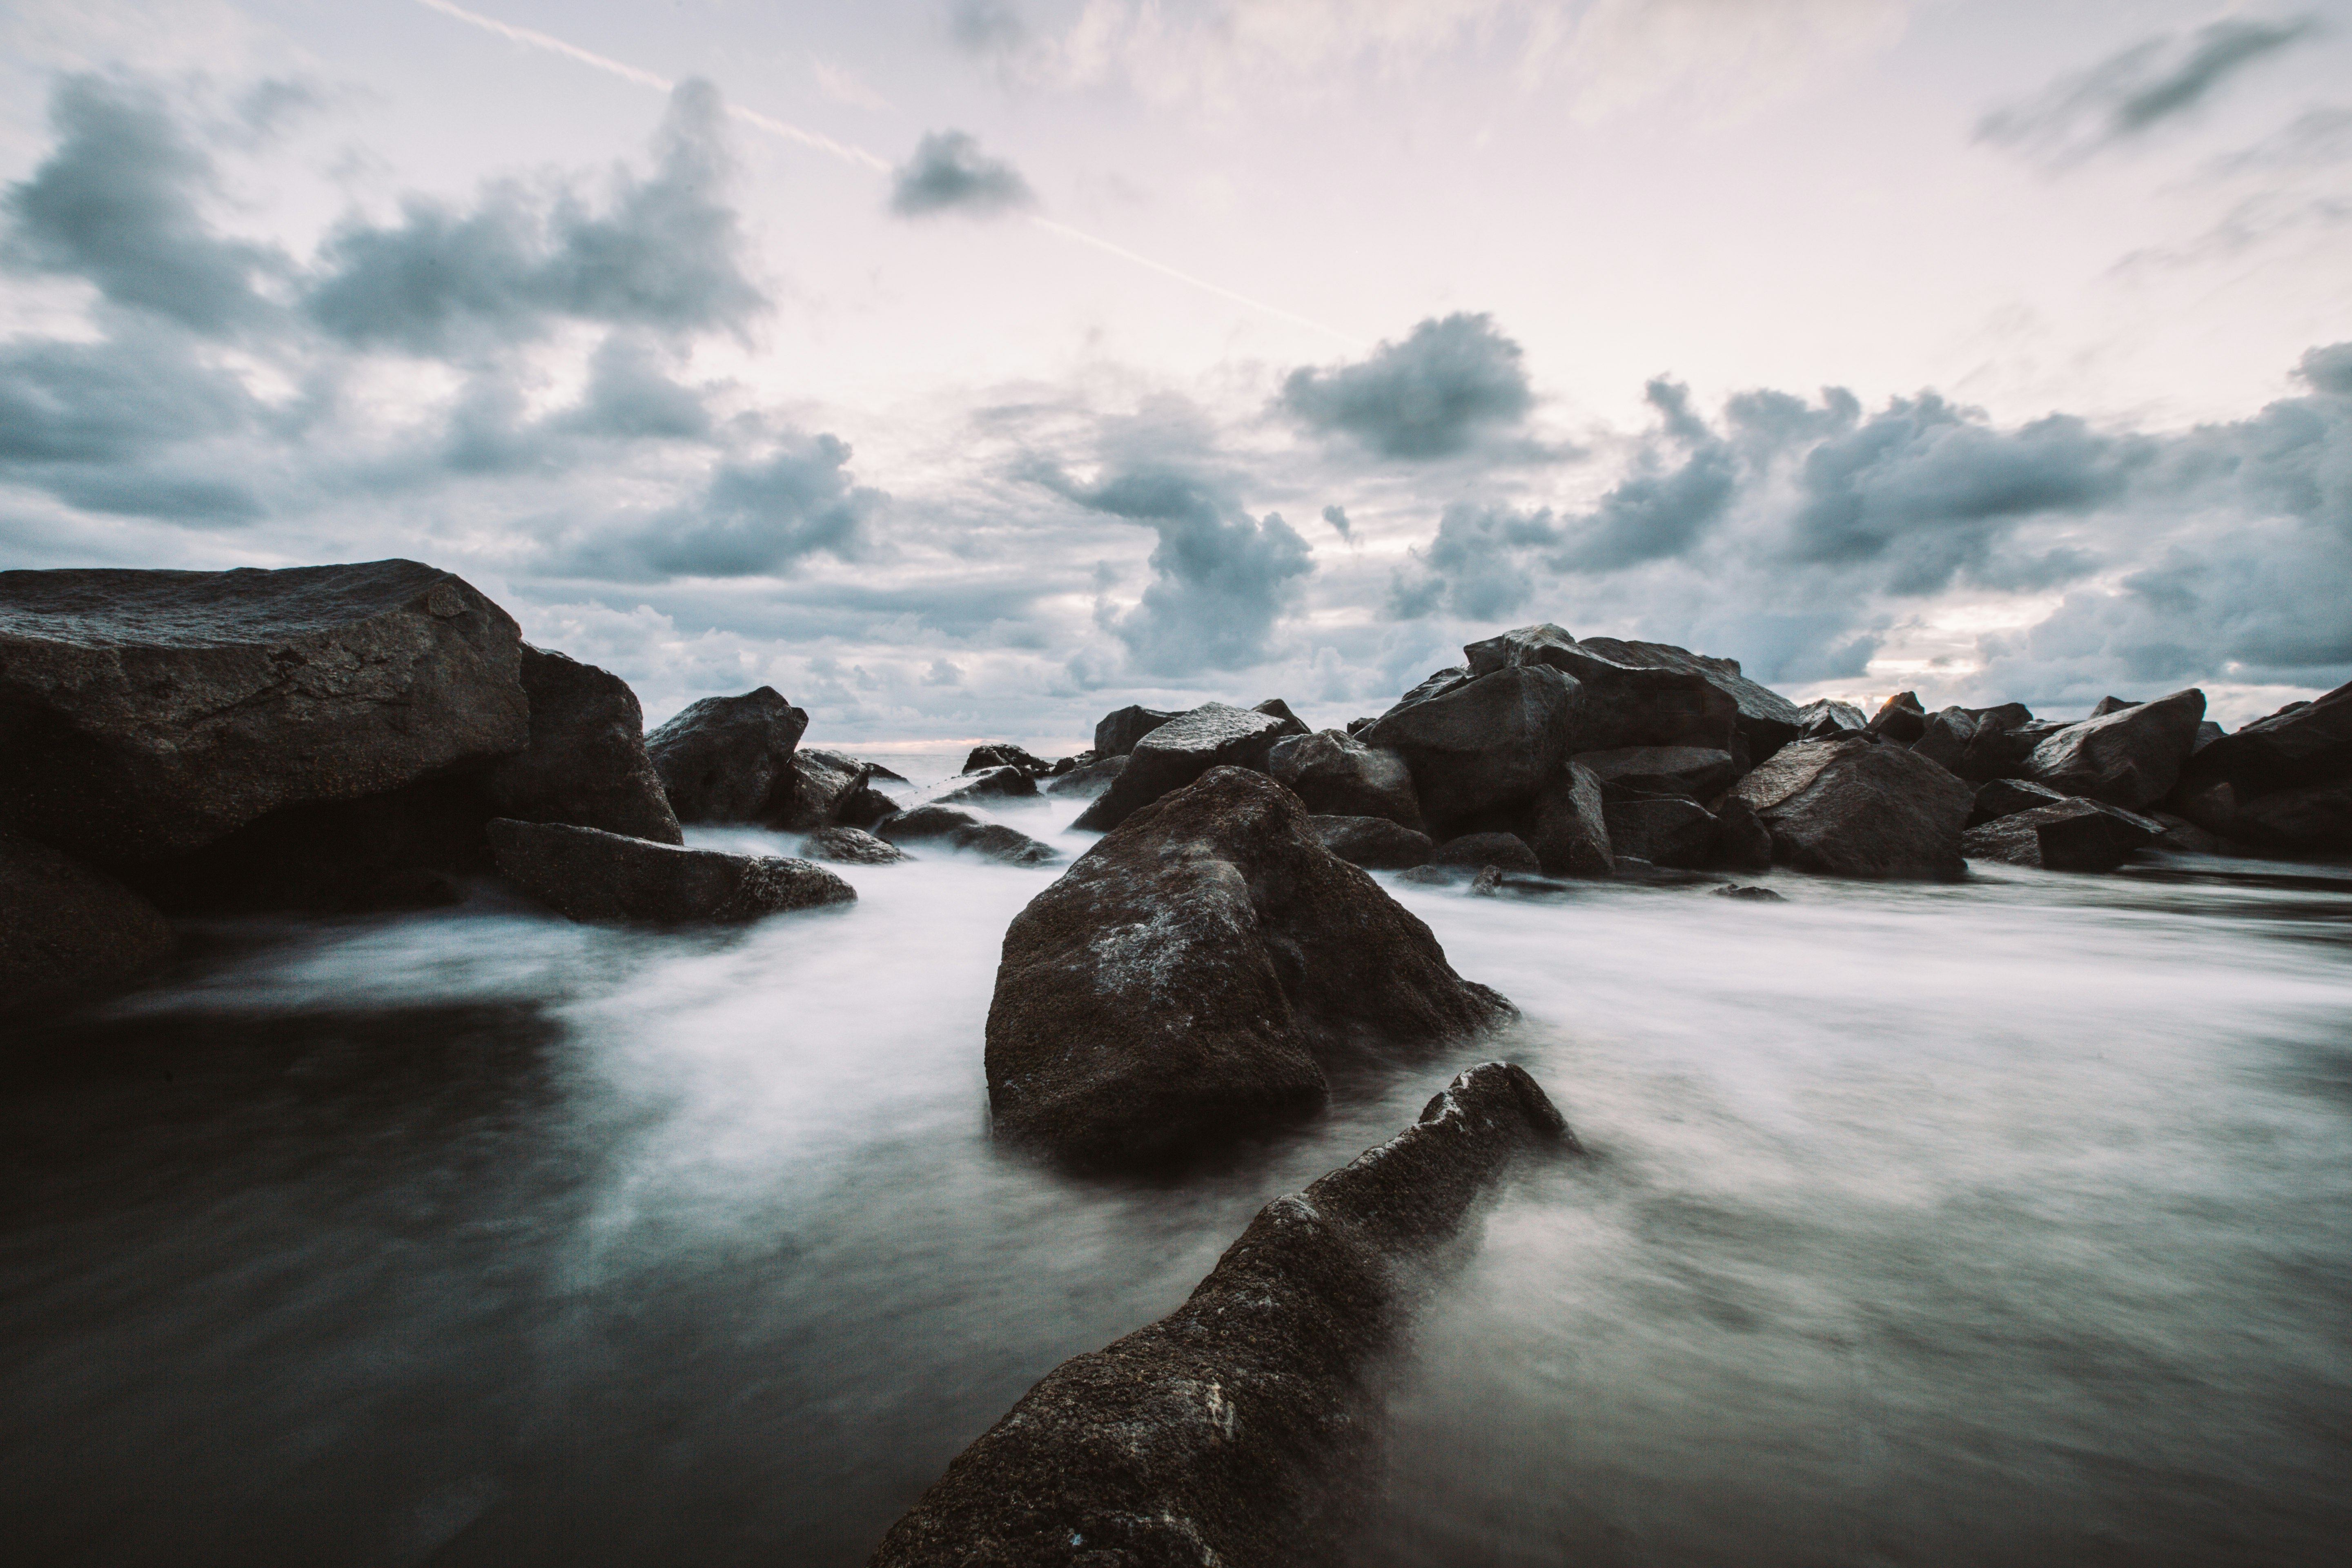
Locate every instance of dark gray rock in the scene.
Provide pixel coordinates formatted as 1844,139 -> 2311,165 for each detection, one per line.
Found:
1252,697 -> 1311,736
1866,691 -> 1927,745
2089,695 -> 2139,717
1713,883 -> 1784,902
1527,759 -> 1613,878
1962,799 -> 2162,872
1968,776 -> 2070,827
487,645 -> 681,844
0,560 -> 529,863
1726,734 -> 1971,880
1310,815 -> 1434,869
1074,703 -> 1296,832
1713,797 -> 1774,873
1795,698 -> 1868,739
2147,810 -> 2232,855
1042,753 -> 1127,799
876,805 -> 1061,866
1430,831 -> 1541,874
1461,624 -> 1743,754
986,768 -> 1511,1165
2022,687 -> 2205,810
921,765 -> 1039,808
869,1062 -> 1574,1568
1571,635 -> 1802,761
800,826 -> 907,865
645,686 -> 808,825
2181,679 -> 2352,795
779,748 -> 898,831
1344,715 -> 1378,736
1376,665 -> 1471,721
1914,702 -> 2040,782
2,828 -> 176,1013
2227,774 -> 2352,853
1094,704 -> 1178,759
1268,731 -> 1424,829
1602,795 -> 1719,869
1359,664 -> 1579,830
1468,865 -> 1503,896
486,818 -> 853,924
1571,745 -> 1738,800
964,744 -> 1050,776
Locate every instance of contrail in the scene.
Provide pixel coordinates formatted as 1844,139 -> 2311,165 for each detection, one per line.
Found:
415,0 -> 1360,345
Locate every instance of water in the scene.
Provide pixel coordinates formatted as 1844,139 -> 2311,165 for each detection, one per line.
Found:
4,778 -> 2348,1566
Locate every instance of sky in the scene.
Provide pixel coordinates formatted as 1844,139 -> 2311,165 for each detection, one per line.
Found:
2,0 -> 2349,749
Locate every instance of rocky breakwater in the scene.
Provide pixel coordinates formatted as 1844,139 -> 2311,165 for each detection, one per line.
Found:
1073,702 -> 1305,832
986,767 -> 1512,1165
2169,679 -> 2352,854
868,1060 -> 1578,1568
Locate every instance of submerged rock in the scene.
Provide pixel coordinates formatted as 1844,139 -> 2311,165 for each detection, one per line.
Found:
799,826 -> 907,865
645,687 -> 809,825
1268,731 -> 1424,829
1310,815 -> 1434,870
1,828 -> 176,1013
867,1061 -> 1575,1568
486,818 -> 854,924
487,645 -> 682,844
1713,883 -> 1785,902
920,765 -> 1039,808
1074,703 -> 1296,832
987,768 -> 1511,1165
1961,799 -> 2163,872
779,748 -> 898,831
1726,735 -> 1971,879
2021,688 -> 2205,810
876,805 -> 1060,866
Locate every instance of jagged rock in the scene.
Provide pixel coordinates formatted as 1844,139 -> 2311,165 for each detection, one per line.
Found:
2227,775 -> 2352,853
1713,797 -> 1774,873
1468,866 -> 1503,896
1252,697 -> 1312,736
864,760 -> 910,783
1343,715 -> 1378,736
2147,810 -> 2232,855
2021,688 -> 2205,810
0,560 -> 528,863
2181,679 -> 2352,795
1526,759 -> 1613,878
1795,698 -> 1868,739
1377,666 -> 1471,720
486,818 -> 853,924
1913,702 -> 2040,783
1713,884 -> 1784,902
1094,704 -> 1178,759
1601,795 -> 1719,869
486,646 -> 682,844
2089,695 -> 2139,717
2,828 -> 176,1013
1726,734 -> 1972,879
1074,704 -> 1296,832
876,805 -> 1061,866
986,768 -> 1511,1165
868,1062 -> 1573,1568
779,748 -> 897,831
1866,691 -> 1927,745
645,687 -> 809,824
1572,635 -> 1802,761
800,826 -> 907,865
1310,815 -> 1434,870
1430,832 -> 1541,874
1042,754 -> 1127,799
1267,731 -> 1424,829
921,765 -> 1039,808
1962,799 -> 2162,872
1968,776 -> 2069,827
964,744 -> 1050,776
1359,664 -> 1578,830
1572,745 -> 1738,800
1461,624 -> 1743,754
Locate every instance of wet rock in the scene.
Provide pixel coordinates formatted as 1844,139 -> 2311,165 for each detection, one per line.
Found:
646,686 -> 809,825
2147,810 -> 2232,855
1042,753 -> 1127,799
1359,664 -> 1579,830
2,828 -> 176,1013
964,744 -> 1050,777
1526,759 -> 1613,878
486,818 -> 853,924
1430,831 -> 1541,874
1968,776 -> 2069,827
1914,702 -> 2040,783
1712,883 -> 1784,902
986,768 -> 1511,1165
0,560 -> 529,863
1344,715 -> 1378,736
876,805 -> 1061,866
1571,635 -> 1802,761
1268,731 -> 1424,829
487,646 -> 682,844
1074,704 -> 1296,832
2022,687 -> 2205,810
867,1061 -> 1574,1568
1571,745 -> 1738,800
1866,691 -> 1928,745
800,826 -> 907,865
779,749 -> 898,831
863,760 -> 911,783
1601,795 -> 1720,869
1310,815 -> 1434,870
1726,734 -> 1971,880
1961,799 -> 2163,872
1461,624 -> 1743,755
920,765 -> 1039,808
1377,665 -> 1472,720
1396,862 -> 1462,885
2180,679 -> 2352,796
1252,697 -> 1312,736
1713,797 -> 1774,873
1094,704 -> 1178,759
1795,698 -> 1868,739
2227,775 -> 2352,853
1468,866 -> 1503,896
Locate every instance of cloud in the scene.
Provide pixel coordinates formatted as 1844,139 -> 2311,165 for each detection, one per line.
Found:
1979,16 -> 2323,163
1553,378 -> 1737,569
1388,502 -> 1562,620
595,434 -> 883,580
1279,313 -> 1532,459
888,130 -> 1036,218
1321,503 -> 1352,541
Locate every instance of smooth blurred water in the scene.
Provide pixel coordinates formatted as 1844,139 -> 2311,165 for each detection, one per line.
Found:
3,779 -> 2347,1566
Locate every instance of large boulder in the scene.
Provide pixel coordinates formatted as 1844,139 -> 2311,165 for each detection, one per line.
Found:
644,687 -> 808,824
1795,698 -> 1868,739
1912,702 -> 2039,782
799,826 -> 907,865
777,748 -> 897,831
1572,635 -> 1802,761
1967,776 -> 2069,827
875,805 -> 1061,866
1526,759 -> 1613,878
2,828 -> 176,1013
1572,745 -> 1738,800
2021,688 -> 2205,809
1460,624 -> 1743,754
2181,680 -> 2352,795
1267,731 -> 1423,829
1042,753 -> 1126,799
1073,704 -> 1296,832
868,1062 -> 1575,1568
1359,664 -> 1579,831
1601,795 -> 1719,869
1866,691 -> 1927,745
2226,776 -> 2352,853
0,560 -> 528,863
486,646 -> 681,844
486,818 -> 853,923
1093,704 -> 1178,759
919,765 -> 1039,809
1309,815 -> 1434,870
1251,697 -> 1312,736
963,744 -> 1049,777
1961,799 -> 2163,872
987,768 -> 1511,1165
1725,734 -> 1972,879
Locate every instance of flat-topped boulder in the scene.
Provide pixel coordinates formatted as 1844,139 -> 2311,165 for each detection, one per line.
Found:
1962,798 -> 2163,872
1459,624 -> 1744,755
1309,815 -> 1434,869
1572,635 -> 1802,760
486,818 -> 853,923
1073,703 -> 1295,832
0,560 -> 528,863
1267,730 -> 1424,829
987,768 -> 1511,1165
1726,734 -> 1972,879
2022,688 -> 2205,810
1042,753 -> 1126,798
644,687 -> 808,824
2,829 -> 176,1013
486,646 -> 681,844
869,1061 -> 1575,1568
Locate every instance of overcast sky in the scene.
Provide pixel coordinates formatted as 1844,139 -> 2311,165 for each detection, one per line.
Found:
3,0 -> 2348,746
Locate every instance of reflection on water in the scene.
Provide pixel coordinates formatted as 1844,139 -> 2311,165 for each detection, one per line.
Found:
3,788 -> 2347,1566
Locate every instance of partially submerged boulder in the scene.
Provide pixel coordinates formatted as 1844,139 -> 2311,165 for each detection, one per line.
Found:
778,748 -> 897,831
1601,795 -> 1719,869
1,828 -> 176,1013
987,768 -> 1511,1165
1042,753 -> 1126,799
868,1062 -> 1575,1568
1726,735 -> 1971,879
1713,798 -> 1774,873
1267,731 -> 1423,829
1572,745 -> 1737,800
1962,799 -> 2162,872
876,805 -> 1060,866
920,765 -> 1039,808
800,826 -> 907,865
963,744 -> 1050,777
1074,704 -> 1296,832
486,818 -> 853,924
645,687 -> 808,825
2021,688 -> 2205,810
1310,815 -> 1434,870
486,646 -> 682,844
1094,704 -> 1178,759
2227,775 -> 2352,853
2185,680 -> 2352,794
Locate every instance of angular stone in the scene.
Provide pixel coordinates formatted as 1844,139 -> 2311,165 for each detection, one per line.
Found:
799,826 -> 907,865
1602,795 -> 1719,869
1571,745 -> 1738,800
1713,797 -> 1774,873
963,744 -> 1050,776
1074,703 -> 1295,832
2146,810 -> 2231,855
1268,731 -> 1424,830
2090,695 -> 2139,717
645,686 -> 808,825
1726,735 -> 1971,880
2182,679 -> 2352,795
1042,754 -> 1127,799
1915,702 -> 2039,782
875,805 -> 1061,866
1866,691 -> 1927,745
1968,776 -> 2069,827
486,818 -> 853,924
1309,815 -> 1434,870
2022,687 -> 2206,809
1252,697 -> 1311,736
1430,831 -> 1541,874
1795,698 -> 1868,739
1093,704 -> 1178,759
2227,774 -> 2352,853
1961,799 -> 2162,872
1459,624 -> 1742,756
1527,759 -> 1613,878
1572,635 -> 1802,761
1713,883 -> 1785,902
779,748 -> 897,831
1359,664 -> 1580,831
2,828 -> 175,1013
920,765 -> 1039,808
486,645 -> 681,844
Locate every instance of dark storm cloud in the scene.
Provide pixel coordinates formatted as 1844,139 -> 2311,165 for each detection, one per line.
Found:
888,130 -> 1037,218
1279,313 -> 1532,459
307,80 -> 764,352
1979,16 -> 2323,163
1,75 -> 280,333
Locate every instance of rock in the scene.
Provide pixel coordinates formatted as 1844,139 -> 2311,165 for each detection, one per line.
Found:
2089,695 -> 2139,717
2147,810 -> 2232,855
1914,702 -> 2040,782
986,768 -> 1511,1165
1042,754 -> 1127,799
863,760 -> 911,783
1571,635 -> 1802,761
1343,715 -> 1377,736
1430,832 -> 1541,874
1396,863 -> 1461,885
1713,797 -> 1774,873
1795,698 -> 1868,739
1967,776 -> 2070,827
1359,664 -> 1579,830
1252,697 -> 1311,736
1093,704 -> 1178,759
645,686 -> 809,825
1526,759 -> 1613,878
800,826 -> 907,865
2,828 -> 176,1013
1713,884 -> 1784,902
869,1062 -> 1573,1568
486,646 -> 682,844
876,805 -> 1061,866
779,748 -> 897,831
2226,774 -> 2352,853
0,560 -> 529,863
1866,691 -> 1927,745
964,744 -> 1050,776
1460,624 -> 1743,754
2192,721 -> 2224,755
1726,735 -> 1972,880
2181,679 -> 2352,795
1601,795 -> 1719,869
1961,799 -> 2163,872
1074,703 -> 1296,833
921,765 -> 1040,808
486,818 -> 854,924
2021,687 -> 2205,809
1376,665 -> 1470,721
1571,745 -> 1738,800
1267,731 -> 1424,829
1468,865 -> 1503,896
1310,815 -> 1434,870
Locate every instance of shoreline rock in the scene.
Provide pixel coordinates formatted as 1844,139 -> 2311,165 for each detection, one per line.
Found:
486,818 -> 854,923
